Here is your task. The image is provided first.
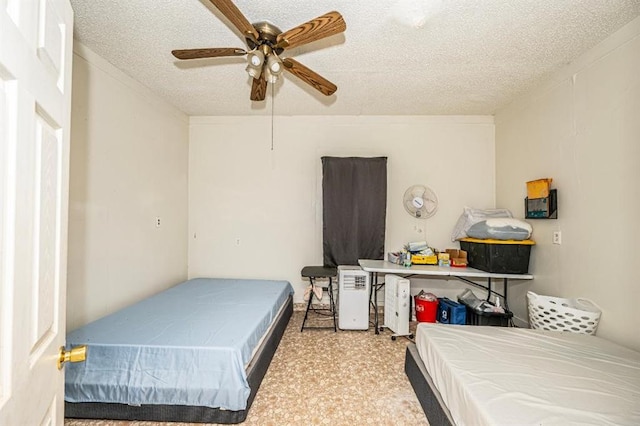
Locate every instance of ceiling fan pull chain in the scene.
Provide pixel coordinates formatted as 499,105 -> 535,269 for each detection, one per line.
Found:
271,84 -> 275,151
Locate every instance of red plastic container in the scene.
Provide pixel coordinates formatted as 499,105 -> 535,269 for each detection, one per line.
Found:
415,296 -> 438,322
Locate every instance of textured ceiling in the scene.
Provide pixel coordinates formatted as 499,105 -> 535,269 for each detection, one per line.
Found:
70,0 -> 640,116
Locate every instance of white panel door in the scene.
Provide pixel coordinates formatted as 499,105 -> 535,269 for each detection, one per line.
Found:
0,0 -> 73,424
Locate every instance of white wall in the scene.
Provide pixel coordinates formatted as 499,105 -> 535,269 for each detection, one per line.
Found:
66,44 -> 189,331
188,115 -> 495,303
495,17 -> 640,350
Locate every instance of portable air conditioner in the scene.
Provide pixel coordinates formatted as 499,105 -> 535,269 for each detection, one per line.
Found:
383,274 -> 411,338
338,265 -> 370,330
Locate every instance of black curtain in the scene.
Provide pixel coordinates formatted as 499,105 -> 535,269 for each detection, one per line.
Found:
322,157 -> 387,267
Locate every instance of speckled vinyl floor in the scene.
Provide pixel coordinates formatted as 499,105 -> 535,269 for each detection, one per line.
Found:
64,310 -> 429,426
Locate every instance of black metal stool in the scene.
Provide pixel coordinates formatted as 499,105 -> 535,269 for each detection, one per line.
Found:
300,266 -> 337,332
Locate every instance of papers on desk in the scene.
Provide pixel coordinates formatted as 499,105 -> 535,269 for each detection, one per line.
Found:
406,241 -> 429,252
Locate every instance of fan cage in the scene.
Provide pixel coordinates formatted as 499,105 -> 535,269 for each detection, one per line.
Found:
403,185 -> 438,219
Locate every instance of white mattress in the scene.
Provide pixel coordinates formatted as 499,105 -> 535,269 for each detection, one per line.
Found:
415,323 -> 640,426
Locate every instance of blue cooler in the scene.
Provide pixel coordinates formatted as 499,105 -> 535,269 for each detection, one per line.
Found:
437,298 -> 466,325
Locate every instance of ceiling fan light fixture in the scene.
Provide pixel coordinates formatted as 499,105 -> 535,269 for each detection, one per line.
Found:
265,69 -> 278,84
265,55 -> 283,83
266,74 -> 277,84
247,49 -> 264,66
245,49 -> 264,79
268,56 -> 281,73
246,63 -> 262,79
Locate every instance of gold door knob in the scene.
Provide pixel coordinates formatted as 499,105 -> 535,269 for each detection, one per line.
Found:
58,345 -> 87,370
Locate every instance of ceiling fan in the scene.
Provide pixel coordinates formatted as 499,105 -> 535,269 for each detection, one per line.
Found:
171,0 -> 346,101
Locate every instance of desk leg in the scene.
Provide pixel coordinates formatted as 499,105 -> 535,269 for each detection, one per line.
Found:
373,272 -> 379,334
503,278 -> 508,309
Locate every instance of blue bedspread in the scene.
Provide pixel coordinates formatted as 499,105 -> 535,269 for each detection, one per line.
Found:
65,278 -> 293,411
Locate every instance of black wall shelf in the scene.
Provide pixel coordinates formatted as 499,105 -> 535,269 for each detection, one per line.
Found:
525,189 -> 557,219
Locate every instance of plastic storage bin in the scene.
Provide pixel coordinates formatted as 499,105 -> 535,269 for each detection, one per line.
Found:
527,291 -> 601,335
459,238 -> 535,274
437,298 -> 466,325
415,295 -> 438,322
459,299 -> 513,326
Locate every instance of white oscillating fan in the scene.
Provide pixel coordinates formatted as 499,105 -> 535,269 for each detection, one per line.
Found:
403,185 -> 438,219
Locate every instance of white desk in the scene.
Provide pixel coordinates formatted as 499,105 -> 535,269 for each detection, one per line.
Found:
358,259 -> 533,333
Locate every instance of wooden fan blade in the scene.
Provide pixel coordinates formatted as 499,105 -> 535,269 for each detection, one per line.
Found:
171,48 -> 246,60
208,0 -> 259,41
275,11 -> 346,50
250,74 -> 267,101
282,58 -> 337,96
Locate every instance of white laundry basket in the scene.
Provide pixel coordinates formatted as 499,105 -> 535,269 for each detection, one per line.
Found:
527,291 -> 601,335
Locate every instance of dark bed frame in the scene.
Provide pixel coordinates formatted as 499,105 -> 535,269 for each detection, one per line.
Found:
65,295 -> 293,424
404,343 -> 455,426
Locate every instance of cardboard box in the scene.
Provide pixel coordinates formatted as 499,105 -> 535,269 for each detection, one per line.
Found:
527,178 -> 552,199
412,254 -> 438,265
445,249 -> 468,267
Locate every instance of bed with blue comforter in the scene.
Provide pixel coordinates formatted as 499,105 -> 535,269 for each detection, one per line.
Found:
64,277 -> 294,423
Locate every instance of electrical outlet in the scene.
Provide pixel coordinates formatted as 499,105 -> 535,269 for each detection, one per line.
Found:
552,231 -> 561,245
235,238 -> 241,246
155,216 -> 161,228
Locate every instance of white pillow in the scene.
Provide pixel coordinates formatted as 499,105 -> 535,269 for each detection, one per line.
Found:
466,218 -> 532,240
450,207 -> 513,241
